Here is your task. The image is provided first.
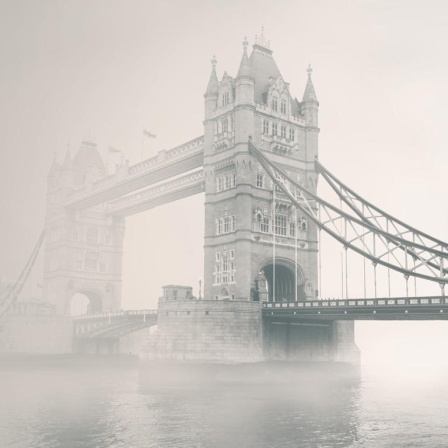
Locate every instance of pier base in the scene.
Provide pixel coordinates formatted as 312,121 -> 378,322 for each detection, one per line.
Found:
140,299 -> 263,363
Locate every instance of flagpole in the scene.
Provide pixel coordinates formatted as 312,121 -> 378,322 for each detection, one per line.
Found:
142,130 -> 156,163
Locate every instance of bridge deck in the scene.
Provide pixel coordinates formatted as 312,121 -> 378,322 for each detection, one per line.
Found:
262,296 -> 448,320
73,310 -> 158,338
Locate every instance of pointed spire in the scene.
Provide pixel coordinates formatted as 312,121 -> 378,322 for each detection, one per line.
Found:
48,151 -> 59,176
254,25 -> 271,50
62,142 -> 72,169
302,64 -> 318,101
205,55 -> 219,97
237,37 -> 251,78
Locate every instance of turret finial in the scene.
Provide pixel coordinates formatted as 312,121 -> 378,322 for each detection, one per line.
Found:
242,36 -> 248,51
205,55 -> 219,97
307,64 -> 313,76
255,25 -> 270,49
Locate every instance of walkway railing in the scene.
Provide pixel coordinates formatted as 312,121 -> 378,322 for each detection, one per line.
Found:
262,296 -> 447,310
72,309 -> 157,320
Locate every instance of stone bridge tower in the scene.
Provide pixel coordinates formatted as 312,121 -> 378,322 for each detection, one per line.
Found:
203,34 -> 320,302
43,141 -> 125,315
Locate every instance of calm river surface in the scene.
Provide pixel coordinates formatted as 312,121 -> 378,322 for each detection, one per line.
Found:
1,359 -> 447,448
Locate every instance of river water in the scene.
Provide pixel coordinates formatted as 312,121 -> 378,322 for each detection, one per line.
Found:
0,359 -> 447,448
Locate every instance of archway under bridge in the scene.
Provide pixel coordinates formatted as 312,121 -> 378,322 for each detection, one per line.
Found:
69,291 -> 103,316
258,258 -> 307,302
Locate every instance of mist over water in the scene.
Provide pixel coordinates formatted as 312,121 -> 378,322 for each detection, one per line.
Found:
2,352 -> 448,448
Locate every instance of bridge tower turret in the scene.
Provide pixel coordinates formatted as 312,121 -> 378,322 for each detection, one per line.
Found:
302,65 -> 319,173
203,32 -> 320,303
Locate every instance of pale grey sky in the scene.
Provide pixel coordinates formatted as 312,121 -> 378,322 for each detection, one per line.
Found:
1,0 -> 447,366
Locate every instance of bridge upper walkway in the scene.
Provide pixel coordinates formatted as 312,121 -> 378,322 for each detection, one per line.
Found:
66,136 -> 204,210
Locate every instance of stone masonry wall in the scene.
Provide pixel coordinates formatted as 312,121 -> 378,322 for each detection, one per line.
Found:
141,300 -> 263,363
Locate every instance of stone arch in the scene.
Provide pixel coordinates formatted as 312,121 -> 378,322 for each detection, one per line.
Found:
68,290 -> 103,316
220,287 -> 230,300
256,257 -> 307,302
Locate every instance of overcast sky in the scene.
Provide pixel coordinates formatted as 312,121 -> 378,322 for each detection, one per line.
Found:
1,0 -> 447,367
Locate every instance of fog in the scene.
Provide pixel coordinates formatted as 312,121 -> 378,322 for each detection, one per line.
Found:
1,1 -> 448,446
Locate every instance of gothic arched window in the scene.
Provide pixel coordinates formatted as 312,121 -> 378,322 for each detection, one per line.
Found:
222,91 -> 230,106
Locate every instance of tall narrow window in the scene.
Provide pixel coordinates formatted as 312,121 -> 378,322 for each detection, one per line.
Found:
85,251 -> 98,272
222,91 -> 230,106
289,128 -> 295,141
222,118 -> 228,132
74,254 -> 83,271
281,125 -> 286,138
86,227 -> 98,244
99,256 -> 108,273
223,216 -> 230,233
280,101 -> 286,114
256,172 -> 264,188
225,175 -> 230,190
261,217 -> 270,233
290,222 -> 296,237
263,120 -> 269,134
272,122 -> 278,135
271,98 -> 278,111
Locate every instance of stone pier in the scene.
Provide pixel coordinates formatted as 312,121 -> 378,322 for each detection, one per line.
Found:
141,299 -> 263,363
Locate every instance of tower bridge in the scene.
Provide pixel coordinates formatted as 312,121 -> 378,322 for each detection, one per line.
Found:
1,31 -> 446,363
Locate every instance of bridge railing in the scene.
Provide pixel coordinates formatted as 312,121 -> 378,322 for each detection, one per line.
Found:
262,296 -> 447,310
107,170 -> 205,214
72,309 -> 157,320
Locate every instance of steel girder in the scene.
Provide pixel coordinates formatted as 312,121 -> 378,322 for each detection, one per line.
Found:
0,230 -> 45,316
248,141 -> 448,287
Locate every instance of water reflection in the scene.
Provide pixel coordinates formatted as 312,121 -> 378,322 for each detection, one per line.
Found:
3,360 -> 448,448
0,362 -> 362,448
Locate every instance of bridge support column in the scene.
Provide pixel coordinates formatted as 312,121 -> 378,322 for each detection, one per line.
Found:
331,321 -> 360,364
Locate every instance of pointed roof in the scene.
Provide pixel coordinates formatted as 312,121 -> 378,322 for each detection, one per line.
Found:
302,64 -> 318,102
48,155 -> 59,177
247,44 -> 301,116
62,145 -> 72,170
205,55 -> 219,97
248,44 -> 281,103
237,37 -> 251,78
72,140 -> 106,186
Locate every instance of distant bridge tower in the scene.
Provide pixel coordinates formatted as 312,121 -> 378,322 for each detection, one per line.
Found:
43,141 -> 125,315
203,33 -> 320,302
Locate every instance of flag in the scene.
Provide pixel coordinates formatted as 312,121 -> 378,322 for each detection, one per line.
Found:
143,129 -> 156,138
